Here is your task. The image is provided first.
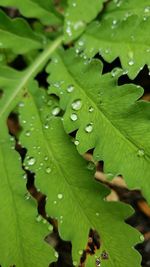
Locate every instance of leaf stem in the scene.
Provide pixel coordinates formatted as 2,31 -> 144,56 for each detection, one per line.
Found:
0,35 -> 63,118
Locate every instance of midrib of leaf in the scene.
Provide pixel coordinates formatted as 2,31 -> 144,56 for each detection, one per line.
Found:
0,35 -> 63,118
1,146 -> 25,266
58,55 -> 150,161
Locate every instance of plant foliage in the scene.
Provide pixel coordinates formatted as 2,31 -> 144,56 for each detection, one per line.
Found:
0,0 -> 149,266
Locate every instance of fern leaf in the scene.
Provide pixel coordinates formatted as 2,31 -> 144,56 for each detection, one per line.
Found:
17,86 -> 141,267
0,0 -> 62,25
0,10 -> 42,54
46,48 -> 150,203
0,134 -> 54,266
64,0 -> 106,42
76,0 -> 150,78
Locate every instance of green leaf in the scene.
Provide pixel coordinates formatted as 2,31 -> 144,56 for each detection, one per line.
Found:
0,134 -> 54,266
0,36 -> 62,122
75,0 -> 150,78
46,48 -> 150,203
0,10 -> 42,54
0,0 -> 62,25
64,0 -> 106,42
17,87 -> 141,267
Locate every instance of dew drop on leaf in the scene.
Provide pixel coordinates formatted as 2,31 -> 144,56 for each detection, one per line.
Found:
52,107 -> 61,116
25,130 -> 31,137
24,192 -> 30,200
48,224 -> 53,231
128,60 -> 134,66
44,156 -> 49,161
78,40 -> 84,46
74,140 -> 79,146
22,173 -> 27,179
137,149 -> 145,157
27,157 -> 36,166
44,123 -> 49,129
46,167 -> 51,174
18,101 -> 25,108
111,68 -> 122,77
70,113 -> 78,121
144,6 -> 150,13
67,84 -> 74,93
71,99 -> 82,110
89,106 -> 94,112
140,235 -> 144,242
73,261 -> 77,266
36,214 -> 42,222
78,250 -> 83,255
85,123 -> 93,133
42,219 -> 47,224
96,212 -> 100,216
54,252 -> 59,258
57,193 -> 63,199
87,162 -> 95,170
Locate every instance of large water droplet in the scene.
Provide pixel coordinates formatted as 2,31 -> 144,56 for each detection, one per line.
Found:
140,235 -> 144,242
46,167 -> 51,174
52,107 -> 61,116
70,113 -> 78,121
73,21 -> 85,31
67,84 -> 74,93
96,212 -> 99,216
128,60 -> 134,66
48,224 -> 53,231
89,106 -> 94,112
73,261 -> 77,266
137,149 -> 145,157
27,157 -> 36,166
71,99 -> 82,110
25,130 -> 31,137
74,140 -> 79,146
54,251 -> 59,258
36,214 -> 42,222
57,193 -> 63,199
85,123 -> 93,133
111,68 -> 122,77
144,6 -> 150,13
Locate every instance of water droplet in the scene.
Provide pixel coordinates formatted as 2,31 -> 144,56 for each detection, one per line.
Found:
48,224 -> 53,231
74,140 -> 79,146
67,84 -> 74,93
70,113 -> 78,121
47,99 -> 53,106
78,250 -> 83,255
54,251 -> 59,258
96,258 -> 101,266
128,60 -> 134,66
66,25 -> 72,36
144,6 -> 150,13
25,130 -> 31,137
44,123 -> 49,129
27,157 -> 36,166
22,173 -> 27,179
72,2 -> 77,7
96,212 -> 99,216
53,58 -> 58,64
24,192 -> 30,200
52,107 -> 61,116
137,149 -> 145,157
78,40 -> 84,46
57,193 -> 63,199
71,99 -> 82,110
44,156 -> 49,161
36,214 -> 42,222
73,21 -> 85,31
40,162 -> 44,166
18,101 -> 25,108
87,162 -> 95,170
53,200 -> 57,204
89,106 -> 94,112
106,173 -> 114,180
140,235 -> 144,242
43,219 -> 47,224
46,167 -> 51,174
111,68 -> 122,77
73,261 -> 77,266
85,123 -> 93,133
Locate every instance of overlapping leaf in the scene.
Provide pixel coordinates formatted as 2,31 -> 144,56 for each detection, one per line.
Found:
16,85 -> 141,267
64,0 -> 106,42
0,0 -> 62,25
47,48 -> 150,203
0,10 -> 43,54
0,133 -> 54,266
75,0 -> 150,78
